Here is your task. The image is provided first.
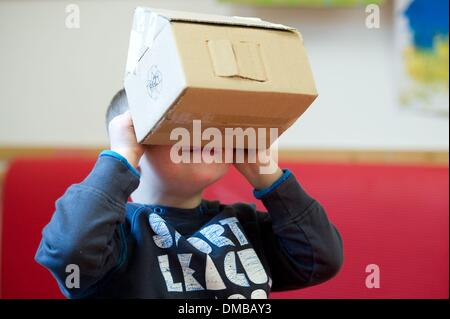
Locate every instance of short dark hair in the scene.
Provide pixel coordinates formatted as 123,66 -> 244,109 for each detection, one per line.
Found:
105,88 -> 129,132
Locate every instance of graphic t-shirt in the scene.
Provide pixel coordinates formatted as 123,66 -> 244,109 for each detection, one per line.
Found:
145,208 -> 271,298
35,153 -> 343,298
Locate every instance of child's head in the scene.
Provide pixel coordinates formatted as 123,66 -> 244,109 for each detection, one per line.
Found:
106,89 -> 229,205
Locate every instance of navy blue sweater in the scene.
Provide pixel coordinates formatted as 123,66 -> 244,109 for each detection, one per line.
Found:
35,152 -> 343,299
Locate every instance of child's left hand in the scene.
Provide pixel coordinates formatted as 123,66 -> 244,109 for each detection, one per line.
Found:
233,148 -> 283,190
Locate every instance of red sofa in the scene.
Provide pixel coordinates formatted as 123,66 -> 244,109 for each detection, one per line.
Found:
1,156 -> 448,298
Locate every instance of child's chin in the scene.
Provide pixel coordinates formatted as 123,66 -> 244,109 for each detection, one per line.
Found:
189,164 -> 228,182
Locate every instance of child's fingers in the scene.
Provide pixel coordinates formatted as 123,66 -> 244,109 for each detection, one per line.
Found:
121,110 -> 132,122
122,110 -> 134,127
116,110 -> 133,126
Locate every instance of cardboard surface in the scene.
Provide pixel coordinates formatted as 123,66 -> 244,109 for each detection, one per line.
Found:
124,7 -> 318,148
131,7 -> 295,31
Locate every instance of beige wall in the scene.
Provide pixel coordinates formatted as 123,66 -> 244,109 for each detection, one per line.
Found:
0,0 -> 448,150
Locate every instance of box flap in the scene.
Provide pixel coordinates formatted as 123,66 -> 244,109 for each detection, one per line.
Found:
207,40 -> 267,82
136,7 -> 296,31
126,7 -> 298,76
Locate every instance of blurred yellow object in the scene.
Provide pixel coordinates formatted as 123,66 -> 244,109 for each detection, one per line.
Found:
404,36 -> 449,84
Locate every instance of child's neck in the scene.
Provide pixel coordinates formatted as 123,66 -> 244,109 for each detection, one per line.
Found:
132,190 -> 203,209
131,176 -> 203,210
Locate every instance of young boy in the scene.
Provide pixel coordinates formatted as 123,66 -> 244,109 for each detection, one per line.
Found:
35,89 -> 343,299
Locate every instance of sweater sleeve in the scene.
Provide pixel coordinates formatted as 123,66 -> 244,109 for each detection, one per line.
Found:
34,151 -> 140,298
254,170 -> 343,292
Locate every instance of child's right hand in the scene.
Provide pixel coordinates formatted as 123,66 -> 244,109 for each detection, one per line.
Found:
108,111 -> 144,168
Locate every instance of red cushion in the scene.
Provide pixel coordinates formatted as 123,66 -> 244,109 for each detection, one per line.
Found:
1,157 -> 96,299
1,157 -> 448,298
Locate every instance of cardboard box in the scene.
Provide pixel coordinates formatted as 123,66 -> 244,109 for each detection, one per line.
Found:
124,7 -> 317,148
